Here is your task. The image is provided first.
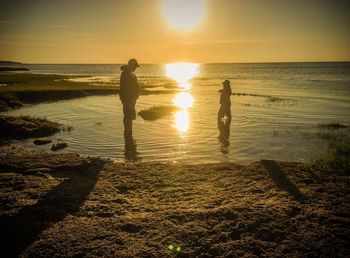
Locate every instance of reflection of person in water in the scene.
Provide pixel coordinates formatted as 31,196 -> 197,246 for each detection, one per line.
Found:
124,136 -> 141,162
218,119 -> 231,154
218,79 -> 232,124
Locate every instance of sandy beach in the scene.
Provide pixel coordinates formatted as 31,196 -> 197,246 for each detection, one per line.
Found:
0,143 -> 349,257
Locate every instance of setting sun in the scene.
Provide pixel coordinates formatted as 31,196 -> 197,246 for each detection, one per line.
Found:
161,0 -> 205,30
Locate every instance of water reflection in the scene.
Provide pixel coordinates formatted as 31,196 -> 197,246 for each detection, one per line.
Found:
165,63 -> 199,133
165,63 -> 199,90
175,110 -> 190,133
124,137 -> 141,162
172,92 -> 193,109
218,119 -> 231,154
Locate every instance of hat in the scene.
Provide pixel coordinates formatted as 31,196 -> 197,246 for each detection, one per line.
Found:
222,79 -> 230,85
128,58 -> 140,68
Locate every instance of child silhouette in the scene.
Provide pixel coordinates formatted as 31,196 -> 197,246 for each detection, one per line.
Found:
218,79 -> 232,124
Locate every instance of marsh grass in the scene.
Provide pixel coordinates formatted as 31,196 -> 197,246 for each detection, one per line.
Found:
0,73 -> 116,92
0,92 -> 23,111
313,137 -> 350,175
317,123 -> 349,129
0,73 -> 177,109
272,122 -> 349,141
233,92 -> 298,106
138,105 -> 180,121
271,122 -> 349,174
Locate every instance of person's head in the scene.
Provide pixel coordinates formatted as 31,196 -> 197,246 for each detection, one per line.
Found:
222,79 -> 231,89
128,58 -> 140,72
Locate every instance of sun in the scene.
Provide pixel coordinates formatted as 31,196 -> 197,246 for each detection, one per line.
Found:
161,0 -> 205,30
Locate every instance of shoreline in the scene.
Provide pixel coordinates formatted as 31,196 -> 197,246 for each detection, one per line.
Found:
0,72 -> 177,111
0,143 -> 349,257
12,88 -> 118,104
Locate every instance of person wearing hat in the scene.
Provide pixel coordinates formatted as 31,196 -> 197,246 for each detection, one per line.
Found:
119,58 -> 140,139
218,79 -> 232,124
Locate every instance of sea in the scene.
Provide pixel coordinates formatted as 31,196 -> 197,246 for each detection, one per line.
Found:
3,62 -> 350,164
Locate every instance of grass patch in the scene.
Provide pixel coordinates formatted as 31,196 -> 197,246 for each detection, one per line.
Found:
0,92 -> 23,111
265,96 -> 284,102
0,115 -> 70,139
0,73 -> 177,106
0,73 -> 116,92
138,105 -> 180,121
233,92 -> 297,106
313,138 -> 350,175
317,123 -> 348,129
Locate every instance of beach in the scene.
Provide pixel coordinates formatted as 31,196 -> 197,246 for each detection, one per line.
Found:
0,143 -> 349,257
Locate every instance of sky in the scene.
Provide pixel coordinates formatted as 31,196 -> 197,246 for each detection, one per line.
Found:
0,0 -> 349,63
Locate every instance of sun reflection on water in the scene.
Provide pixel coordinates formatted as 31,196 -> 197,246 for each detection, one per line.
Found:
165,63 -> 199,90
172,92 -> 193,109
165,63 -> 199,133
175,110 -> 190,133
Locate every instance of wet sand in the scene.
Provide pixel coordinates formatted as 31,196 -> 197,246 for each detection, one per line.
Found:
0,144 -> 349,257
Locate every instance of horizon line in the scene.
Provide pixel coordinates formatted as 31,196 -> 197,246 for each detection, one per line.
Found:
3,60 -> 350,65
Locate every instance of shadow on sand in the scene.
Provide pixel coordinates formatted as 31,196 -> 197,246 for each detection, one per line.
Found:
261,159 -> 306,202
0,159 -> 105,257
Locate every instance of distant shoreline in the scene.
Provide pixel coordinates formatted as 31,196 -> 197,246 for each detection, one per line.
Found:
0,61 -> 24,65
0,72 -> 177,111
0,67 -> 29,72
4,61 -> 349,65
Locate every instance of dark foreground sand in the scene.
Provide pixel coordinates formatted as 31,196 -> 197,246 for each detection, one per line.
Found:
0,144 -> 349,257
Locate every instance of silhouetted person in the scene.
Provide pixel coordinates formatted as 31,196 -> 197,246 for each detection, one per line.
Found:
218,119 -> 231,154
120,58 -> 140,139
218,79 -> 232,124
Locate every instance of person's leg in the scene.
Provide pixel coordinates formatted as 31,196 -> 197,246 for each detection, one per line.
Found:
123,104 -> 131,139
125,119 -> 133,139
226,107 -> 232,122
218,105 -> 224,124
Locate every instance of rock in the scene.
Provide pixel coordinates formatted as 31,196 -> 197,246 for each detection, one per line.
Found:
51,142 -> 68,151
36,172 -> 54,179
33,138 -> 53,145
0,115 -> 61,139
25,168 -> 54,179
25,167 -> 52,174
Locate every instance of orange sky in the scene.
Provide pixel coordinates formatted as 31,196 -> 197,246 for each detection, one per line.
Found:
0,0 -> 349,63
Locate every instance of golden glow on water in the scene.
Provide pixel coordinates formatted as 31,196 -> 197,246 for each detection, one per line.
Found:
161,0 -> 205,30
172,92 -> 193,109
175,110 -> 190,133
165,63 -> 199,90
165,62 -> 199,134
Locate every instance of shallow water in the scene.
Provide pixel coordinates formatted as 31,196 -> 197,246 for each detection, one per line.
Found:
3,62 -> 350,164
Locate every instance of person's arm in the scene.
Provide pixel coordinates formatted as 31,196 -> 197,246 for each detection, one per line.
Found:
134,76 -> 140,99
119,72 -> 126,101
